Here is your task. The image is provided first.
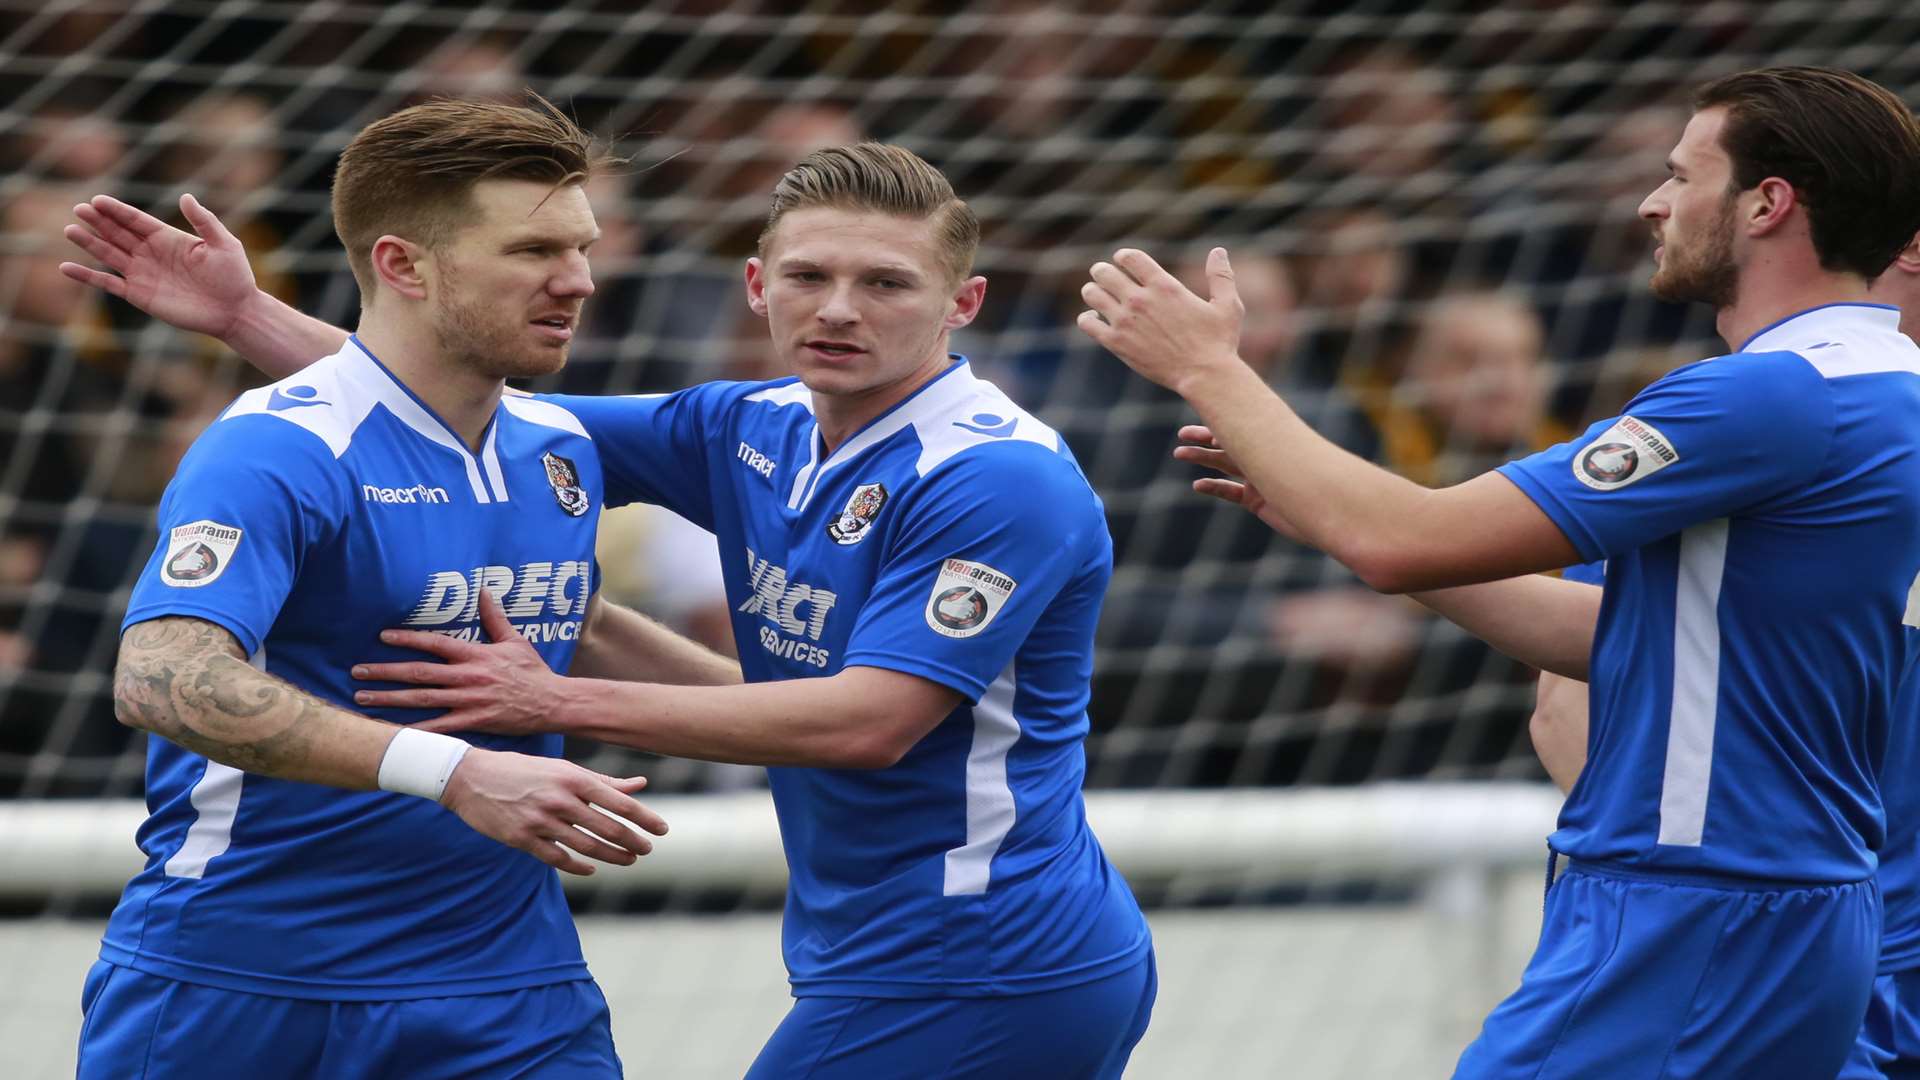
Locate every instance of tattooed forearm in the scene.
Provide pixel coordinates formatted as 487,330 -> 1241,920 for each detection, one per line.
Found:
115,616 -> 391,787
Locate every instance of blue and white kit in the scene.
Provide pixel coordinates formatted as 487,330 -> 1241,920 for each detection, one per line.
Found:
545,358 -> 1153,1074
1458,304 -> 1920,1078
82,337 -> 618,1077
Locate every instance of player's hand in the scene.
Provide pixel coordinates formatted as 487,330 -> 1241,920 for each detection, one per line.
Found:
1172,424 -> 1304,542
353,590 -> 560,735
440,747 -> 668,876
60,193 -> 258,340
1077,246 -> 1246,393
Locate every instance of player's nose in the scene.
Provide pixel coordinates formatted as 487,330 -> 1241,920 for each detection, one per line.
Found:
552,251 -> 594,299
817,283 -> 859,326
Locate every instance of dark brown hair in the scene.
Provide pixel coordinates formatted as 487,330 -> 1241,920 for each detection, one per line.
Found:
758,143 -> 979,283
331,95 -> 614,298
1693,67 -> 1920,279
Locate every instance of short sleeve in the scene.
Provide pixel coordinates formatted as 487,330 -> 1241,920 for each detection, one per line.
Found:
122,416 -> 349,655
841,444 -> 1106,700
1561,560 -> 1606,586
539,386 -> 735,529
1497,351 -> 1834,561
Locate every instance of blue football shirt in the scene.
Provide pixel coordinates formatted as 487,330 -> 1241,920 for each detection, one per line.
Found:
543,358 -> 1152,998
1501,304 -> 1920,883
108,337 -> 605,1000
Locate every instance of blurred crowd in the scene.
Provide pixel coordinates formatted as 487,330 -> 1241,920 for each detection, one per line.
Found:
1,1 -> 1906,797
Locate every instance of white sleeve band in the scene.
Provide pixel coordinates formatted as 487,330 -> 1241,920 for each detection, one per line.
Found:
377,727 -> 472,801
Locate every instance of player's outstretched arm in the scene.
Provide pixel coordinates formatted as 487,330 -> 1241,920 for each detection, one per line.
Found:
115,615 -> 667,875
1530,672 -> 1589,794
1407,577 -> 1601,680
572,594 -> 742,686
1081,248 -> 1580,592
352,593 -> 960,768
62,193 -> 347,378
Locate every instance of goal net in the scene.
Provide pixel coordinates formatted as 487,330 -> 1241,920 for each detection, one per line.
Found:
1,1 -> 1914,1075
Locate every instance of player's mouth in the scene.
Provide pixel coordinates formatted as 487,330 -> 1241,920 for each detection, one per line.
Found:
530,315 -> 576,343
804,339 -> 866,361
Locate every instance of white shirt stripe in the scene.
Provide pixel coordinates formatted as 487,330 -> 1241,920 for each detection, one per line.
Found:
943,664 -> 1022,895
1658,518 -> 1730,846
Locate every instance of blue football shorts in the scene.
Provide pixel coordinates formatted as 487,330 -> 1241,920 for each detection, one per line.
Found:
1841,967 -> 1920,1080
75,960 -> 622,1079
1454,859 -> 1878,1079
745,951 -> 1156,1080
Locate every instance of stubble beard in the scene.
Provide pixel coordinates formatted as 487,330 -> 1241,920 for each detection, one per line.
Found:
432,262 -> 568,381
1650,194 -> 1740,309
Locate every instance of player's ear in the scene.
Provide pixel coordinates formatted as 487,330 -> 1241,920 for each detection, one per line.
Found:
1744,177 -> 1796,238
943,275 -> 987,332
744,257 -> 770,318
371,235 -> 429,302
1897,231 -> 1920,274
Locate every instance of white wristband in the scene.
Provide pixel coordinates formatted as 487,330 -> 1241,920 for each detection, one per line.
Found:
377,727 -> 472,801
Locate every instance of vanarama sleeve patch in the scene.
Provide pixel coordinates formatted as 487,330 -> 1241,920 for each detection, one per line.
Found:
160,520 -> 245,587
925,558 -> 1017,638
1573,415 -> 1679,491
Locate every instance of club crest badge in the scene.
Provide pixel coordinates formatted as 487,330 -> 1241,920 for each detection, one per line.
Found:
924,558 -> 1017,638
160,520 -> 244,588
827,481 -> 888,546
542,451 -> 590,517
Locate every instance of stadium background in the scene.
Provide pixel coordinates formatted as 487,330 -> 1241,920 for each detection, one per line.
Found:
0,1 -> 1915,1075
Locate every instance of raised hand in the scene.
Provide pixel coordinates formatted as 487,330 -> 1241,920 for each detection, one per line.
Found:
60,193 -> 258,339
1077,246 -> 1246,392
440,749 -> 669,876
353,589 -> 560,736
1172,424 -> 1303,542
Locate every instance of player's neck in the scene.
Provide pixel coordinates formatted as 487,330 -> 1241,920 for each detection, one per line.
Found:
811,348 -> 954,455
1715,262 -> 1873,354
353,317 -> 503,452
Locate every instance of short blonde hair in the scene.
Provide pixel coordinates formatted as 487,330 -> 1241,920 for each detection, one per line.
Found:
758,143 -> 979,283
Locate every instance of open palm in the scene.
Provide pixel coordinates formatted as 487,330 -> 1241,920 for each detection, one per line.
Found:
61,193 -> 257,339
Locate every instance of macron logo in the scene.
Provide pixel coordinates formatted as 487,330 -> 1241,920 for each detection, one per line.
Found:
737,441 -> 776,478
363,483 -> 450,505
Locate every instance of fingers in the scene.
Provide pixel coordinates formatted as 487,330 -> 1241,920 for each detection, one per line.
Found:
1088,260 -> 1139,296
1205,246 -> 1240,311
355,687 -> 461,710
58,261 -> 128,298
586,777 -> 671,837
526,838 -> 597,877
552,815 -> 645,865
1112,247 -> 1178,290
74,201 -> 145,254
1171,445 -> 1241,477
86,194 -> 169,240
354,659 -> 465,687
63,222 -> 130,270
179,193 -> 236,247
1193,477 -> 1250,506
475,588 -> 519,644
1075,308 -> 1114,345
377,627 -> 476,660
1080,279 -> 1120,316
1178,425 -> 1217,446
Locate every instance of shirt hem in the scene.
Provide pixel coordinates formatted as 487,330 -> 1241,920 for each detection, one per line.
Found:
787,934 -> 1151,999
839,649 -> 986,701
98,942 -> 591,1001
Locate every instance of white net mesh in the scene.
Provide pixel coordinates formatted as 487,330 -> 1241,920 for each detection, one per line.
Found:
2,1 -> 1916,1074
